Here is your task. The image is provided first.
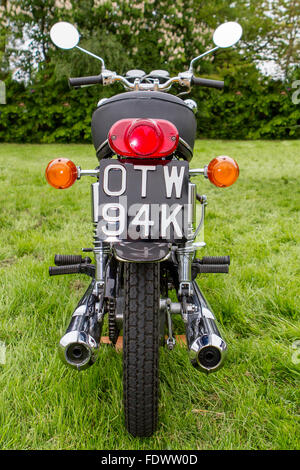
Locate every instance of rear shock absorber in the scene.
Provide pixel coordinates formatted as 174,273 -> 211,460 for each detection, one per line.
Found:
177,241 -> 196,297
91,182 -> 111,296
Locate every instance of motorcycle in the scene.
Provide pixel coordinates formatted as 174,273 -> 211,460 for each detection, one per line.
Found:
46,20 -> 242,437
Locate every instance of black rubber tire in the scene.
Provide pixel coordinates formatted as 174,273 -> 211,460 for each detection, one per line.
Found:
123,262 -> 160,437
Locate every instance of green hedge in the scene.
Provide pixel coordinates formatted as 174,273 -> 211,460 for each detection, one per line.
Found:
0,67 -> 299,144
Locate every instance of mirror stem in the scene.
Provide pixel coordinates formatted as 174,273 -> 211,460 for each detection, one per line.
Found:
189,46 -> 219,73
75,46 -> 105,70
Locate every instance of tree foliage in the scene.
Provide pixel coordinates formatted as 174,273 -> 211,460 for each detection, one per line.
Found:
267,0 -> 300,78
0,0 -> 9,79
1,63 -> 299,143
0,0 -> 299,142
2,0 -> 298,81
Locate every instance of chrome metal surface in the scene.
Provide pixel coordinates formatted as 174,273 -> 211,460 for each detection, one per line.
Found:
184,99 -> 198,114
189,333 -> 227,372
93,242 -> 110,294
189,46 -> 219,73
160,298 -> 181,315
185,281 -> 227,373
91,182 -> 111,293
177,242 -> 196,296
189,167 -> 206,176
187,182 -> 196,239
59,330 -> 99,371
193,241 -> 206,249
177,71 -> 192,88
126,69 -> 146,79
58,281 -> 103,371
101,70 -> 117,85
96,139 -> 109,156
75,45 -> 105,70
91,182 -> 99,224
97,98 -> 108,107
179,137 -> 193,155
101,72 -> 188,92
77,167 -> 100,179
166,308 -> 176,350
192,195 -> 207,241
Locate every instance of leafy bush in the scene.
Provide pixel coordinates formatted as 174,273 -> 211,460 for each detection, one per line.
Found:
0,65 -> 299,144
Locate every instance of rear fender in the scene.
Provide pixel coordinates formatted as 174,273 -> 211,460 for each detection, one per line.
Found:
113,241 -> 171,263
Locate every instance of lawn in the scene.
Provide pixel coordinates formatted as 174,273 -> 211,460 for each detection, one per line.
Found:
0,140 -> 299,450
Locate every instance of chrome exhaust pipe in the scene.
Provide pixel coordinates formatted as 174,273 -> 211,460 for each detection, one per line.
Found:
59,281 -> 102,371
186,281 -> 227,373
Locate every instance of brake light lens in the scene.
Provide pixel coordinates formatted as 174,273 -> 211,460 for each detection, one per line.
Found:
108,119 -> 179,158
45,158 -> 78,189
128,123 -> 161,155
207,156 -> 239,188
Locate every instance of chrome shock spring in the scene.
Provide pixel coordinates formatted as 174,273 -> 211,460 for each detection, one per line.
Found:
91,182 -> 111,296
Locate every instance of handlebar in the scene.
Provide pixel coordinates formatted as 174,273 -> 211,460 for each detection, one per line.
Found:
68,72 -> 224,91
191,76 -> 224,89
69,74 -> 103,87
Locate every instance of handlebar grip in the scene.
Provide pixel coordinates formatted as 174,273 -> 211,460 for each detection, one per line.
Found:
68,74 -> 103,88
191,76 -> 224,90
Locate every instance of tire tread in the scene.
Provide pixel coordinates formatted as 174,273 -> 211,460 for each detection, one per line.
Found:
123,262 -> 160,437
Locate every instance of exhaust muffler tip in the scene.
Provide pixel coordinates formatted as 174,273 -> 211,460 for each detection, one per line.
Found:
189,333 -> 227,373
59,331 -> 99,371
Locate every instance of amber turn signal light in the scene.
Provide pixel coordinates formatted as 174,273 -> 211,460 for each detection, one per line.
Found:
207,156 -> 239,188
45,158 -> 78,189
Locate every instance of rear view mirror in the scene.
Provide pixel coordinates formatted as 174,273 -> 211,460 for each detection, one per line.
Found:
213,22 -> 243,48
50,22 -> 80,50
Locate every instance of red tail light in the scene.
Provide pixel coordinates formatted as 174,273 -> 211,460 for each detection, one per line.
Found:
108,119 -> 179,158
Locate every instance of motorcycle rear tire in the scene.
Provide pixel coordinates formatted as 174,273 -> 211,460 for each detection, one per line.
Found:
123,262 -> 160,437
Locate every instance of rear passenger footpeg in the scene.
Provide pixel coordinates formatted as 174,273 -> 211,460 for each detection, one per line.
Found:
192,256 -> 230,275
197,256 -> 230,265
54,254 -> 92,265
49,255 -> 94,277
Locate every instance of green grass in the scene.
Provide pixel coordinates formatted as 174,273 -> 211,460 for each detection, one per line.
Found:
0,141 -> 299,450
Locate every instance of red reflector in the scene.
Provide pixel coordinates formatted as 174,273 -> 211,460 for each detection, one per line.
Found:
108,119 -> 178,158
